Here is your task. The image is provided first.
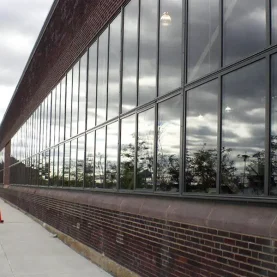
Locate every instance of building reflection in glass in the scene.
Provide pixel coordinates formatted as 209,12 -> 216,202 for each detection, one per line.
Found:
137,108 -> 154,190
95,127 -> 106,188
156,95 -> 180,192
77,136 -> 85,187
221,60 -> 266,195
186,80 -> 218,193
85,131 -> 95,188
106,122 -> 118,189
120,114 -> 136,189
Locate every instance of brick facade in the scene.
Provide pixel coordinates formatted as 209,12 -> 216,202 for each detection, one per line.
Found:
1,186 -> 277,277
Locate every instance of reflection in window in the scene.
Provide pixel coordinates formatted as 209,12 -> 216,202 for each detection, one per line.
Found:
271,55 -> 277,196
85,132 -> 95,188
53,147 -> 59,186
122,0 -> 138,113
106,122 -> 118,189
108,14 -> 121,120
186,80 -> 218,193
70,139 -> 77,187
87,44 -> 97,130
64,142 -> 70,187
49,148 -> 54,186
66,70 -> 73,139
273,0 -> 277,45
58,144 -> 64,187
47,94 -> 51,149
221,61 -> 266,195
79,53 -> 87,133
60,77 -> 66,142
97,30 -> 108,125
157,96 -> 180,192
159,0 -> 182,95
72,63 -> 79,137
120,114 -> 136,189
77,136 -> 85,187
223,0 -> 266,65
55,84 -> 60,145
95,127 -> 106,188
187,0 -> 220,82
137,109 -> 154,190
139,0 -> 157,105
50,89 -> 56,147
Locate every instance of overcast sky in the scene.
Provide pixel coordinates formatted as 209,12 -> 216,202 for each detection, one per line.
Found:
0,0 -> 53,124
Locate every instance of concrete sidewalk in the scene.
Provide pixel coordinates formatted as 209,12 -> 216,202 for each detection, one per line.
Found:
0,198 -> 112,277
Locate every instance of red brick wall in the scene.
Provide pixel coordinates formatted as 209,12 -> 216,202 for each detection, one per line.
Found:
0,186 -> 277,277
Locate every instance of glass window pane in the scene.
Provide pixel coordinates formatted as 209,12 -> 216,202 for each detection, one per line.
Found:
221,61 -> 266,195
55,83 -> 61,145
66,70 -> 73,139
273,0 -> 277,45
137,108 -> 155,190
60,77 -> 66,142
58,144 -> 64,187
186,80 -> 218,193
139,0 -> 157,105
70,139 -> 77,187
95,127 -> 106,188
223,0 -> 266,65
159,0 -> 182,95
87,44 -> 97,130
72,63 -> 79,137
49,148 -> 54,186
53,147 -> 59,186
50,89 -> 56,147
157,95 -> 180,192
97,30 -> 108,125
120,114 -> 136,189
77,136 -> 85,187
64,142 -> 70,187
106,122 -> 118,189
108,14 -> 121,120
85,132 -> 95,188
271,55 -> 277,196
187,0 -> 220,82
79,53 -> 87,133
47,94 -> 51,148
122,0 -> 138,113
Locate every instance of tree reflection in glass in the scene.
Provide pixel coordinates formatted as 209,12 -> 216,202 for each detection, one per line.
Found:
85,132 -> 95,188
137,108 -> 154,190
76,136 -> 85,187
64,142 -> 70,187
70,139 -> 77,187
106,122 -> 118,189
156,95 -> 180,192
95,127 -> 106,188
120,114 -> 136,190
186,80 -> 218,193
221,61 -> 266,195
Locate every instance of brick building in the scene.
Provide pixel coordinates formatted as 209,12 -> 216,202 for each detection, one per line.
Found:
1,0 -> 277,276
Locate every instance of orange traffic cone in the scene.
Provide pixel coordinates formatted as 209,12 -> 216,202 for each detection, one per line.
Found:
0,211 -> 4,223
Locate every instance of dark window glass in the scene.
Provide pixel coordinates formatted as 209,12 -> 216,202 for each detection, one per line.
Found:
120,114 -> 136,189
64,142 -> 70,187
95,127 -> 106,188
70,139 -> 77,187
137,108 -> 155,190
139,0 -> 157,105
221,61 -> 266,195
106,122 -> 118,189
159,0 -> 182,95
108,14 -> 121,120
87,44 -> 97,130
97,30 -> 108,125
122,0 -> 138,113
77,136 -> 85,187
223,0 -> 266,65
85,132 -> 95,188
58,144 -> 64,187
157,95 -> 180,192
41,152 -> 47,186
186,80 -> 218,193
66,70 -> 73,139
187,0 -> 220,82
79,53 -> 87,133
72,63 -> 79,137
41,102 -> 45,152
60,77 -> 66,142
271,55 -> 277,196
47,94 -> 51,148
50,89 -> 56,147
55,84 -> 61,145
273,0 -> 277,45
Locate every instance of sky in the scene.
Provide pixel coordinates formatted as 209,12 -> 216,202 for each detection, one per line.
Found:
0,0 -> 54,124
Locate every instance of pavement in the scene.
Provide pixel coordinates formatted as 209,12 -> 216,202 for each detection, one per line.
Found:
0,198 -> 112,277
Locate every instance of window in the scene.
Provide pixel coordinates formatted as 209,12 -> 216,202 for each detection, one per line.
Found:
72,63 -> 79,137
70,139 -> 77,187
273,0 -> 277,45
85,132 -> 95,188
95,127 -> 106,188
60,77 -> 66,142
221,60 -> 266,195
79,53 -> 87,133
66,70 -> 73,139
77,136 -> 85,187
